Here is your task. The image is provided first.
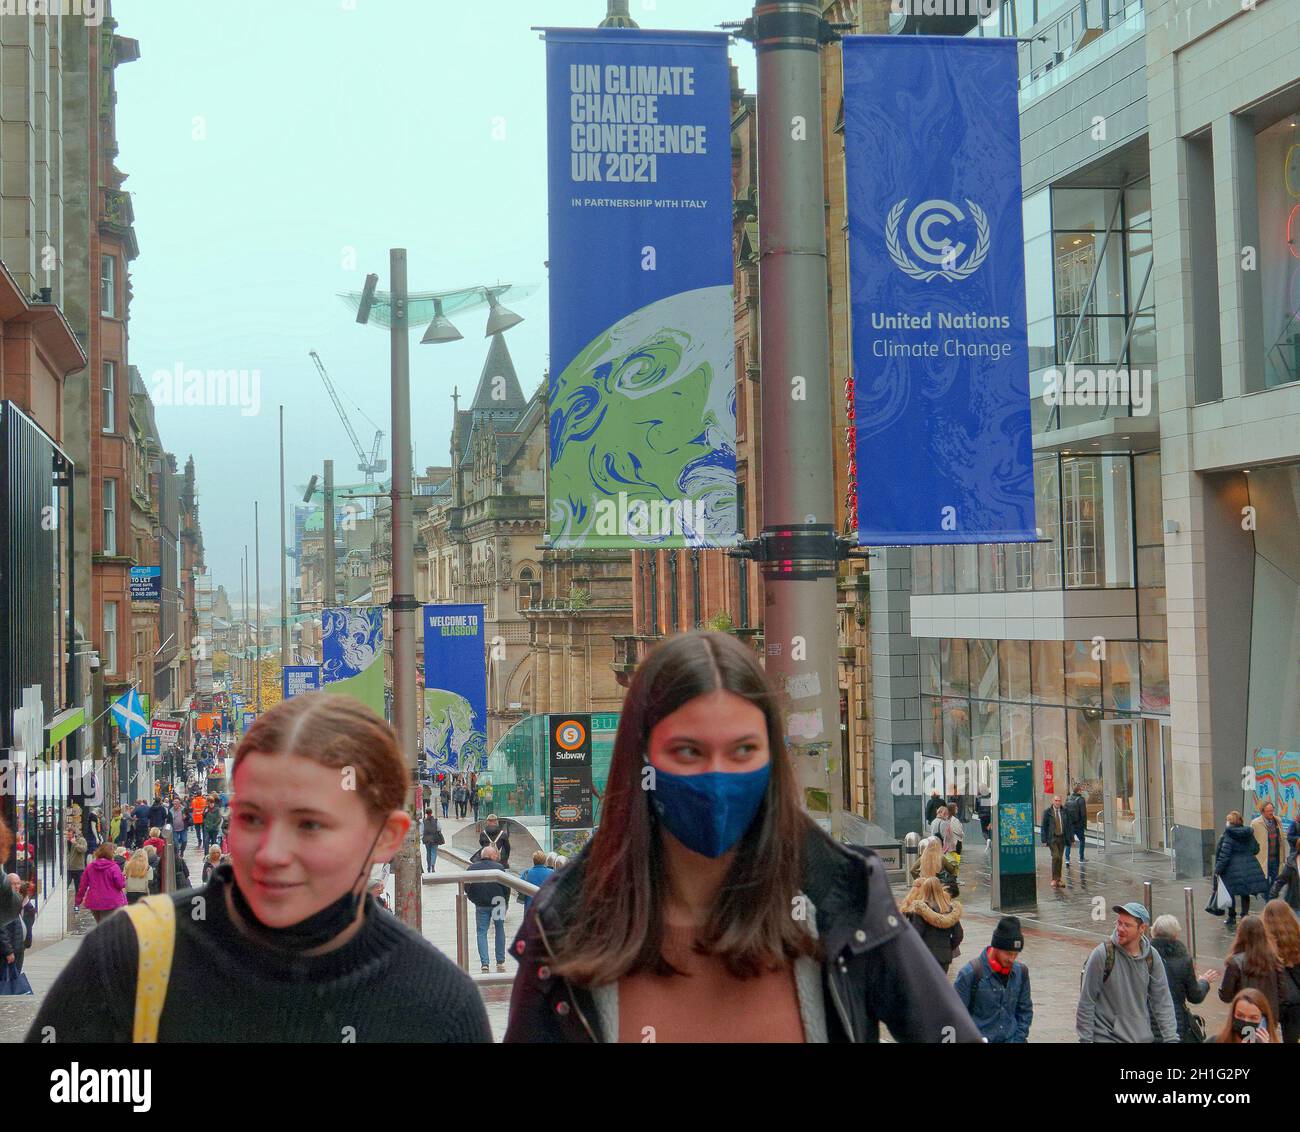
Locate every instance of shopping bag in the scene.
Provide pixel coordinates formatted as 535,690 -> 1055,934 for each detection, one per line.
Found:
1205,875 -> 1231,916
0,963 -> 33,996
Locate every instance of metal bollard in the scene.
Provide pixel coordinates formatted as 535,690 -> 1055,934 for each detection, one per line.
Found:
904,831 -> 919,877
1143,880 -> 1153,925
1184,886 -> 1197,963
162,822 -> 176,894
455,881 -> 467,971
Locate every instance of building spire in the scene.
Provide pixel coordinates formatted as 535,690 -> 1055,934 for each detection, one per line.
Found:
599,0 -> 639,29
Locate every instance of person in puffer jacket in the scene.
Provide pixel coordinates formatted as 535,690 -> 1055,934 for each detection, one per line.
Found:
75,842 -> 128,923
899,876 -> 964,974
954,916 -> 1032,1042
1215,812 -> 1269,926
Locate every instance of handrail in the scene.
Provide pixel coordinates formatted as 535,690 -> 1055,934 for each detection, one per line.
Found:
425,866 -> 539,898
434,846 -> 539,981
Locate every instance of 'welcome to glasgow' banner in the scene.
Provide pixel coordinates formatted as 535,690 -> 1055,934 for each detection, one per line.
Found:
844,36 -> 1036,545
543,28 -> 736,549
422,605 -> 487,776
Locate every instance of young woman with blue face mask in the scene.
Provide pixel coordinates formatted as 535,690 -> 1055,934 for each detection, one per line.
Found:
504,631 -> 982,1043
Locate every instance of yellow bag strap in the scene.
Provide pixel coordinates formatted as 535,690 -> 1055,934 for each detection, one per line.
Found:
123,894 -> 176,1043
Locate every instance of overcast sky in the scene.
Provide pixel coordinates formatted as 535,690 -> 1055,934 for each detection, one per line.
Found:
112,0 -> 757,603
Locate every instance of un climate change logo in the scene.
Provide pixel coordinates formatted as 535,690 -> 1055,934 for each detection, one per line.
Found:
886,198 -> 990,282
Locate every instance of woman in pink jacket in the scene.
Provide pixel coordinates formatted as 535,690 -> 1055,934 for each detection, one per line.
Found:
75,842 -> 127,923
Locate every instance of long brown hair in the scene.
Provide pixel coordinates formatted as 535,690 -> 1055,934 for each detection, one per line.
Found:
1227,915 -> 1281,978
1214,988 -> 1278,1043
547,631 -> 819,985
1262,898 -> 1300,967
233,692 -> 407,819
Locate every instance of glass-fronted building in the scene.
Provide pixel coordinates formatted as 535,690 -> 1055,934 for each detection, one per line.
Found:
871,0 -> 1300,877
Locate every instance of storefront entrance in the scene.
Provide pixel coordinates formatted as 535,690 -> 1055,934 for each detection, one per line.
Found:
1099,716 -> 1172,853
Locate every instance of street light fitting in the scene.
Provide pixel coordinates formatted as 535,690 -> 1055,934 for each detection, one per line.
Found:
484,289 -> 524,337
421,297 -> 463,345
303,474 -> 319,503
355,273 -> 379,325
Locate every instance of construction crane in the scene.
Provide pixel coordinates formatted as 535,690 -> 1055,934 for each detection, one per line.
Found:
309,350 -> 387,483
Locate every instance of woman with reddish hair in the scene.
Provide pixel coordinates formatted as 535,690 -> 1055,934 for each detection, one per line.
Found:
29,693 -> 490,1043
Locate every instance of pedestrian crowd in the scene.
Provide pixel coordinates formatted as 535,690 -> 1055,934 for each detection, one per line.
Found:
11,632 -> 1300,1045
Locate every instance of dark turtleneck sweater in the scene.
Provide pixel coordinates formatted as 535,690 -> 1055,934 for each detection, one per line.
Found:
26,866 -> 490,1043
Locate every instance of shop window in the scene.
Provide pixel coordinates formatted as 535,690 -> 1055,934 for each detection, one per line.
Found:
912,547 -> 931,596
1103,640 -> 1139,712
1033,705 -> 1067,820
998,640 -> 1031,701
1139,640 -> 1170,713
978,543 -> 1006,592
969,638 -> 998,701
1031,639 -> 1064,704
955,545 -> 979,593
941,639 -> 969,698
1001,701 -> 1032,760
1064,640 -> 1102,708
1255,114 -> 1300,390
920,636 -> 941,697
1033,457 -> 1060,589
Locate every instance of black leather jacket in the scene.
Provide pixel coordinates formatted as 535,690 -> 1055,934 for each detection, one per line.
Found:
503,823 -> 984,1043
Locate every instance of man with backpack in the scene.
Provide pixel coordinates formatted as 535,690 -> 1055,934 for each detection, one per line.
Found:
1064,784 -> 1088,865
1076,902 -> 1178,1043
954,916 -> 1033,1042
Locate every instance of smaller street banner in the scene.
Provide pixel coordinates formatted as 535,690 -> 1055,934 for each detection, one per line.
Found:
142,736 -> 160,758
844,36 -> 1036,546
282,665 -> 321,699
321,608 -> 384,716
130,566 -> 162,602
543,28 -> 737,550
549,714 -> 593,832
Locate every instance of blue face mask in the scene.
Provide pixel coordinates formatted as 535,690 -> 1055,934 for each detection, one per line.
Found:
649,763 -> 772,858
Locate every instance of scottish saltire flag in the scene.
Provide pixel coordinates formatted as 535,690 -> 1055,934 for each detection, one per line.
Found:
110,688 -> 149,740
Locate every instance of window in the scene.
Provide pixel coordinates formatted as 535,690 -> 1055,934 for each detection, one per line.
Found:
1255,115 -> 1300,389
102,362 -> 116,433
102,479 -> 117,555
100,255 -> 116,317
103,601 -> 118,674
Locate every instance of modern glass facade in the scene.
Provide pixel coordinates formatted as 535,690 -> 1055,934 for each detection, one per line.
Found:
908,172 -> 1172,852
484,713 -> 620,827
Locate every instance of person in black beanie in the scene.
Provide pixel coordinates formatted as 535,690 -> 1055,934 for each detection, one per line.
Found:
953,916 -> 1033,1043
28,694 -> 491,1044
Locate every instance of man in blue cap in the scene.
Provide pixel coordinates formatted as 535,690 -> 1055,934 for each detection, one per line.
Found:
1076,901 -> 1178,1043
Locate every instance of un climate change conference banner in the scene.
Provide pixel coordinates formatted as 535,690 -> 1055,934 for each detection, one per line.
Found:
282,665 -> 321,699
844,37 -> 1036,546
544,28 -> 736,549
321,608 -> 384,716
422,605 -> 487,775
